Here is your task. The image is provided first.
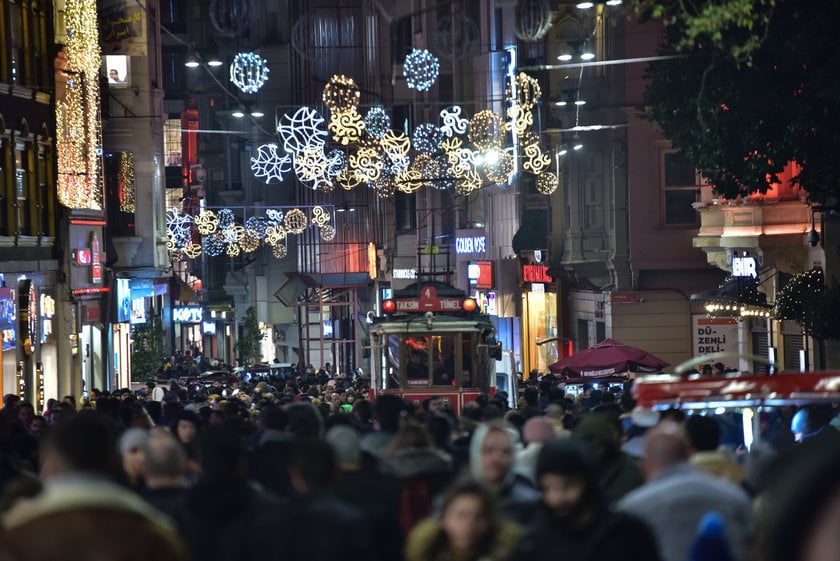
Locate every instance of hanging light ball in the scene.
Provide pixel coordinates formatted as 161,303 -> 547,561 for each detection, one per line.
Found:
245,216 -> 268,239
323,74 -> 361,114
454,170 -> 482,195
230,52 -> 270,94
536,172 -> 559,195
514,0 -> 553,42
209,0 -> 252,37
320,225 -> 336,241
218,208 -> 235,229
272,243 -> 288,259
239,232 -> 261,253
432,12 -> 479,61
469,110 -> 505,151
429,155 -> 454,190
412,123 -> 444,155
326,149 -> 347,176
372,175 -> 397,198
284,208 -> 308,234
481,150 -> 514,184
204,233 -> 226,257
364,105 -> 391,139
404,48 -> 440,91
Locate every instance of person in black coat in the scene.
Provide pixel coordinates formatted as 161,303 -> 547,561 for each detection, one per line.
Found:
511,438 -> 661,561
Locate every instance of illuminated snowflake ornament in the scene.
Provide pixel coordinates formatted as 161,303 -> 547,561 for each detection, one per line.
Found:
404,48 -> 440,91
230,52 -> 269,94
251,143 -> 292,184
277,107 -> 328,156
363,105 -> 391,139
165,208 -> 192,248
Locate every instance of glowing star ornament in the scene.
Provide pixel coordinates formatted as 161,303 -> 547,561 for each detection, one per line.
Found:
440,106 -> 469,137
328,110 -> 365,145
536,172 -> 558,195
363,106 -> 391,139
195,210 -> 219,235
412,124 -> 443,155
251,144 -> 292,184
277,107 -> 328,156
523,143 -> 552,174
230,52 -> 269,94
323,75 -> 361,114
404,48 -> 440,91
469,110 -> 505,151
284,208 -> 308,234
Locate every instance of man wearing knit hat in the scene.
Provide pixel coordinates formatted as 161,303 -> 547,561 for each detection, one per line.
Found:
511,438 -> 661,561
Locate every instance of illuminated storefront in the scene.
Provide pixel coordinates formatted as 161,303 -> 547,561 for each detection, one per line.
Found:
521,263 -> 559,376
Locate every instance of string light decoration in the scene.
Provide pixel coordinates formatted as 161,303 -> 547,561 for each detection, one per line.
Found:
326,149 -> 347,176
523,143 -> 552,174
293,148 -> 332,191
221,224 -> 245,244
277,106 -> 328,155
412,124 -> 444,155
251,144 -> 291,184
245,216 -> 268,239
209,0 -> 252,37
218,208 -> 236,229
454,169 -> 482,195
775,267 -> 825,331
506,104 -> 534,137
363,106 -> 391,139
373,175 -> 397,198
165,208 -> 192,247
118,152 -> 136,213
239,232 -> 261,253
57,0 -> 103,210
481,151 -> 514,184
430,155 -> 455,190
320,225 -> 336,241
329,110 -> 365,146
381,130 -> 411,159
468,110 -> 505,151
225,242 -> 241,257
284,208 -> 308,234
272,243 -> 288,259
349,147 -> 383,183
323,74 -> 361,114
311,206 -> 331,227
336,168 -> 362,190
264,224 -> 286,245
195,210 -> 218,235
508,72 -> 542,111
230,52 -> 269,94
404,48 -> 440,91
183,242 -> 202,259
203,233 -> 226,257
440,106 -> 469,137
536,172 -> 558,195
266,209 -> 283,224
396,168 -> 424,193
514,0 -> 553,42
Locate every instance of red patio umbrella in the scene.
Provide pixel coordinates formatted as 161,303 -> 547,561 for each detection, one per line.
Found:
548,339 -> 669,380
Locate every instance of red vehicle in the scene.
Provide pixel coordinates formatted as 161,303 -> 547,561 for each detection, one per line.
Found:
369,281 -> 500,413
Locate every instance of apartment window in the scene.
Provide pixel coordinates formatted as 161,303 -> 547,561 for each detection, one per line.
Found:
663,151 -> 700,227
14,141 -> 30,235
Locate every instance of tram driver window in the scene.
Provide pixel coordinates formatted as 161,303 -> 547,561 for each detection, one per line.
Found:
432,335 -> 457,386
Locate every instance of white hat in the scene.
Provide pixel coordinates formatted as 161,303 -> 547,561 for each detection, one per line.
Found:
630,406 -> 661,428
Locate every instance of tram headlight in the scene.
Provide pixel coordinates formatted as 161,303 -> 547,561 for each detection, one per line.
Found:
382,299 -> 396,314
463,298 -> 477,312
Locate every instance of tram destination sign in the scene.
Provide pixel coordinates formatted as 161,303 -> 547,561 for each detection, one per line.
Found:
393,286 -> 468,313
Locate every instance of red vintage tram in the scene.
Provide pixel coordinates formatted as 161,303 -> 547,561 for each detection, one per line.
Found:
369,281 -> 501,413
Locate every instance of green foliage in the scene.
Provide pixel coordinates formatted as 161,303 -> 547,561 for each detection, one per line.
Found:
776,268 -> 840,340
633,0 -> 775,63
131,314 -> 165,381
642,0 -> 840,204
234,306 -> 264,366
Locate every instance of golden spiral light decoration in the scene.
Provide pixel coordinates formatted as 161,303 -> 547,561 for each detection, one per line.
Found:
328,110 -> 365,145
523,143 -> 551,174
195,210 -> 218,235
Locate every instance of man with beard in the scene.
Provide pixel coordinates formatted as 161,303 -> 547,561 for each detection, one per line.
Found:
511,438 -> 661,561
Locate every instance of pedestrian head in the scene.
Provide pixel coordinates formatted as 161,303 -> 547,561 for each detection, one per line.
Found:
40,411 -> 119,479
536,437 -> 599,519
439,479 -> 499,554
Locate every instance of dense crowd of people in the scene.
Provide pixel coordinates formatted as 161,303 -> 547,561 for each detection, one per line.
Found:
0,365 -> 838,561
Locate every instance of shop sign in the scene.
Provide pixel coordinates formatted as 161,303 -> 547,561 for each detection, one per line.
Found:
523,264 -> 552,284
368,243 -> 377,279
732,255 -> 757,278
394,286 -> 466,313
202,321 -> 216,335
393,268 -> 417,279
0,288 -> 15,352
469,261 -> 494,290
693,316 -> 739,356
456,235 -> 486,255
17,280 -> 37,356
40,294 -> 55,344
173,306 -> 202,323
